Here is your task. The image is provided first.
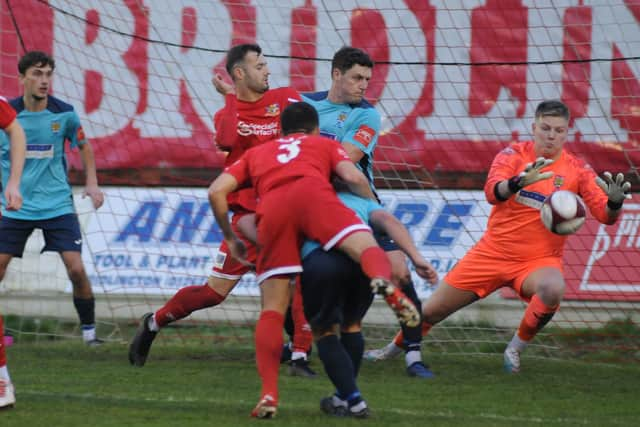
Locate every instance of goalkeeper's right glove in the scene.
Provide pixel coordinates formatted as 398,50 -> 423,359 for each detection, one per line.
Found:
595,171 -> 632,210
508,157 -> 554,193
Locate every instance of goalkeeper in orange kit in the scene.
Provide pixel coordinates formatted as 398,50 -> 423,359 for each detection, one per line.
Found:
365,100 -> 632,373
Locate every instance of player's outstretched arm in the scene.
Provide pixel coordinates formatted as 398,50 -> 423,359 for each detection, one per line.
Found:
4,119 -> 25,211
334,160 -> 375,200
596,171 -> 632,215
369,210 -> 438,285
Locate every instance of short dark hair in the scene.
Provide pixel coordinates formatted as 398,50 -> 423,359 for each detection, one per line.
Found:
331,46 -> 373,74
535,100 -> 570,122
281,102 -> 318,135
18,51 -> 55,75
225,43 -> 262,77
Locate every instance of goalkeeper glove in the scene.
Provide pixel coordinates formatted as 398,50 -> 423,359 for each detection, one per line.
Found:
595,171 -> 632,210
508,157 -> 554,193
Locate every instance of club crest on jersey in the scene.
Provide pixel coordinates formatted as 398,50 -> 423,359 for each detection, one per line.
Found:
353,125 -> 375,147
265,103 -> 280,117
553,175 -> 565,188
51,121 -> 61,133
335,112 -> 348,129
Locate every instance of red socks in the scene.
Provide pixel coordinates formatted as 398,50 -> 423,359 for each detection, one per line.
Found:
393,321 -> 432,347
155,284 -> 225,327
255,310 -> 284,402
517,295 -> 559,341
360,246 -> 392,279
291,279 -> 313,354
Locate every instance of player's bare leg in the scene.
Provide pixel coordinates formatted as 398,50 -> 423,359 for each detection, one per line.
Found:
251,277 -> 292,418
505,267 -> 564,373
129,276 -> 237,367
61,251 -> 101,345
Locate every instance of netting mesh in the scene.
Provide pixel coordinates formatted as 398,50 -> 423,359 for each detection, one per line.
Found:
0,0 -> 638,361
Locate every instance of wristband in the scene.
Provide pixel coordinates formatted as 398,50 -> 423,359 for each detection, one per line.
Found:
507,176 -> 523,194
607,199 -> 623,211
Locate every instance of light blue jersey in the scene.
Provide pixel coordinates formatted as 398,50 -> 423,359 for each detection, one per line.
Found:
302,91 -> 381,191
0,96 -> 86,220
301,192 -> 382,259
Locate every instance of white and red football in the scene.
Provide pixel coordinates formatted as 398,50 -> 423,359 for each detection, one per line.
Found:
540,190 -> 586,235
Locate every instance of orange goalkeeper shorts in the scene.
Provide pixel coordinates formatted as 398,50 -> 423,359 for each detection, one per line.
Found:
443,239 -> 563,301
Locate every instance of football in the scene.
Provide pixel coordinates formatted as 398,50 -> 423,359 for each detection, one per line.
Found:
540,190 -> 586,235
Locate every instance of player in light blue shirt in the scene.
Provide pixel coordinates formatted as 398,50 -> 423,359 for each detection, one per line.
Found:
0,51 -> 105,345
302,47 -> 380,196
301,91 -> 380,194
2,95 -> 86,220
303,47 -> 433,379
299,191 -> 438,416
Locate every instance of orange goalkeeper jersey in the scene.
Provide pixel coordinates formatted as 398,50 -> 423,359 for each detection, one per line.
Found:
481,141 -> 614,261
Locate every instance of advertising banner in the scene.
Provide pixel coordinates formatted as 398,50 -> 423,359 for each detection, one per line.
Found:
61,188 -> 639,301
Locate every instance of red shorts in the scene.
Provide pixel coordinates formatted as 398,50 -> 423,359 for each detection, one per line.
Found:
444,238 -> 563,301
255,179 -> 370,283
210,212 -> 258,280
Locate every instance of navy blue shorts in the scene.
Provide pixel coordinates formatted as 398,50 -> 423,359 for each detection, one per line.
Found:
0,214 -> 83,257
300,248 -> 374,331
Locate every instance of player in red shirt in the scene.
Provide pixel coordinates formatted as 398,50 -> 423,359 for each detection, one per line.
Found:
365,100 -> 632,373
0,95 -> 26,410
209,101 -> 420,418
128,44 -> 315,374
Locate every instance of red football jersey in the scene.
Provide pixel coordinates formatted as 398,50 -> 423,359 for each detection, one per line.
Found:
0,96 -> 17,129
225,133 -> 352,197
213,87 -> 301,212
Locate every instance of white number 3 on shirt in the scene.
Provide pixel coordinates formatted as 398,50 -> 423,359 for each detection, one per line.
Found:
276,139 -> 302,163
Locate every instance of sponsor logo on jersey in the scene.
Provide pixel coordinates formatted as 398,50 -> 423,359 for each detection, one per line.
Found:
237,121 -> 279,137
553,175 -> 565,188
265,103 -> 280,117
26,144 -> 54,159
515,189 -> 546,209
353,125 -> 375,147
51,121 -> 61,133
320,131 -> 337,140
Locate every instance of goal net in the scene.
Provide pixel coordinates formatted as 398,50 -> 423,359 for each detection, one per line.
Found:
1,0 -> 638,361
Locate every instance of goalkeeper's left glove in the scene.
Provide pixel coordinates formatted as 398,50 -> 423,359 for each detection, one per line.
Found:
595,171 -> 632,210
